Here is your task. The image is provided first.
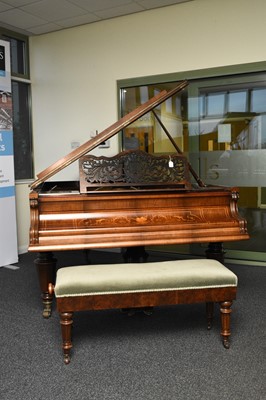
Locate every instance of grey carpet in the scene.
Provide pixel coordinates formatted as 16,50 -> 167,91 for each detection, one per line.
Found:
0,251 -> 265,400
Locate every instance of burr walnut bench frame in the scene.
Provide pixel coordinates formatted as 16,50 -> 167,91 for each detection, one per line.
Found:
49,259 -> 238,364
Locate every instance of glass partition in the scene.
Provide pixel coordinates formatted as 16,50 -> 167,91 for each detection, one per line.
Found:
119,70 -> 266,262
194,76 -> 266,257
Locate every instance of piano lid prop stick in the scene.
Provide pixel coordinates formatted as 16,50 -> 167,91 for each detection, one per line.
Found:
151,110 -> 205,188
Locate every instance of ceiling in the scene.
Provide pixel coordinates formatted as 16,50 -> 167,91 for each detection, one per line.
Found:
0,0 -> 192,36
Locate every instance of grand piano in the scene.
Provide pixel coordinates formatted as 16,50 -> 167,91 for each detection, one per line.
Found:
28,81 -> 249,317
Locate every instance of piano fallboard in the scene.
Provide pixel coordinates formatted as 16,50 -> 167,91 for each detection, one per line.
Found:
29,181 -> 249,252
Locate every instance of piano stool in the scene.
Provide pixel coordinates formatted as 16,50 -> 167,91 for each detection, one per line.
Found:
48,259 -> 238,364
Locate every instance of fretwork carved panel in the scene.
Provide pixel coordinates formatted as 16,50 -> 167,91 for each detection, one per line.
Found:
79,150 -> 191,193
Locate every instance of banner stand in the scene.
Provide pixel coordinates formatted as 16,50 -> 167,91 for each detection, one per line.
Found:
0,40 -> 18,267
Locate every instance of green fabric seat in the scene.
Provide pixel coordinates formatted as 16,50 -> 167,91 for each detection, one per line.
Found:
54,259 -> 237,298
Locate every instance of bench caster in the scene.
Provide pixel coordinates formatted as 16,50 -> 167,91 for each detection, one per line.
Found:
64,354 -> 71,365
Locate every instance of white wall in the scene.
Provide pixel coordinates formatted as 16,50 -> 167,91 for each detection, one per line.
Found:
15,182 -> 30,254
16,0 -> 266,253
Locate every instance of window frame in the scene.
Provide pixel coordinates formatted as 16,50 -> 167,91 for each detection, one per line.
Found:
0,27 -> 30,79
0,28 -> 33,182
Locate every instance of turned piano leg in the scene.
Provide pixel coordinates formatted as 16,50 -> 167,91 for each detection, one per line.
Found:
34,252 -> 57,318
60,312 -> 73,365
123,246 -> 149,263
206,242 -> 225,264
220,300 -> 232,349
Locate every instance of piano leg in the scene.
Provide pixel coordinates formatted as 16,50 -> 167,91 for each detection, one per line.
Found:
123,246 -> 149,263
206,242 -> 225,264
34,252 -> 57,318
206,302 -> 214,330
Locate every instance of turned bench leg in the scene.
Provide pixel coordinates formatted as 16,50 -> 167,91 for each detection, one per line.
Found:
220,301 -> 232,349
60,312 -> 73,364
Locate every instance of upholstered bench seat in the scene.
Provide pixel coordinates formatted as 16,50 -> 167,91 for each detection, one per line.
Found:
49,259 -> 238,364
55,259 -> 237,296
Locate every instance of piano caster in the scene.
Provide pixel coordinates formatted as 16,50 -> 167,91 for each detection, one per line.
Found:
143,307 -> 153,316
223,338 -> 230,349
206,302 -> 214,330
42,301 -> 52,318
42,291 -> 53,318
121,307 -> 153,316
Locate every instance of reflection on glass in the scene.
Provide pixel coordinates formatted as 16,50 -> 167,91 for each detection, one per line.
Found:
121,83 -> 187,155
12,81 -> 33,179
199,83 -> 266,254
207,93 -> 225,116
228,90 -> 247,113
120,75 -> 266,256
251,88 -> 266,113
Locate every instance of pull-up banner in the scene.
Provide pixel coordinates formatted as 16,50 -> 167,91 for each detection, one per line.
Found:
0,40 -> 18,267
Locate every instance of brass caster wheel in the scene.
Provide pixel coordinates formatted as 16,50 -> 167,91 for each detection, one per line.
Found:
223,338 -> 230,349
64,354 -> 71,365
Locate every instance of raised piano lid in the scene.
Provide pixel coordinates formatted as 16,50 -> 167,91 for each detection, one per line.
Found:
30,81 -> 188,190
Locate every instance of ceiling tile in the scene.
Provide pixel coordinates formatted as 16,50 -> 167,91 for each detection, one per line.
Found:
0,2 -> 12,12
137,0 -> 192,7
1,0 -> 41,6
68,0 -> 133,13
21,0 -> 86,22
96,3 -> 144,19
0,8 -> 46,29
57,13 -> 101,28
0,0 -> 195,35
27,22 -> 63,35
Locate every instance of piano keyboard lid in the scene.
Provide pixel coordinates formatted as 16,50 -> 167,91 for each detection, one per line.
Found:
30,81 -> 188,190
